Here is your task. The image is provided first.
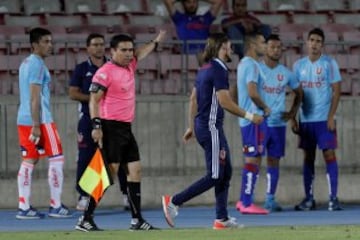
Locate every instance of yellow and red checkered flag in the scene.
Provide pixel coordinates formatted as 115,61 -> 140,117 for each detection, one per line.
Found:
79,148 -> 113,203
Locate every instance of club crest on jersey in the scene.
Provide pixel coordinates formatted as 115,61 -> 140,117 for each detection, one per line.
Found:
316,67 -> 322,75
277,74 -> 284,81
219,149 -> 226,160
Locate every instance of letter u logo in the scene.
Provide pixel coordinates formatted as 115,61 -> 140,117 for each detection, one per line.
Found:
316,67 -> 322,75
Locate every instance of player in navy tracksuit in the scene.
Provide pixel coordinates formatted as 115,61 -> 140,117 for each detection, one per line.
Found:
69,33 -> 129,211
162,33 -> 263,229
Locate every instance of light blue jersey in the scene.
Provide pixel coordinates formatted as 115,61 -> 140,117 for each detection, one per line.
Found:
293,55 -> 341,122
17,54 -> 53,125
260,62 -> 299,127
237,56 -> 266,127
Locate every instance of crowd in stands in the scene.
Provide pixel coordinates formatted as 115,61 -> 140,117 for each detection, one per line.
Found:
0,0 -> 359,95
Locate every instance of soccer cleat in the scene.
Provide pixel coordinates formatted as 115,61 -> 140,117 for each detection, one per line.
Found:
328,197 -> 343,211
237,201 -> 269,215
48,204 -> 72,218
16,206 -> 45,220
294,198 -> 316,211
213,216 -> 240,230
75,216 -> 103,232
263,197 -> 283,212
235,201 -> 244,212
162,195 -> 178,228
129,219 -> 158,231
76,196 -> 89,211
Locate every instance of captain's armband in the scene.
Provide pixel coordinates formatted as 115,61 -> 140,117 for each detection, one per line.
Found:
89,83 -> 106,93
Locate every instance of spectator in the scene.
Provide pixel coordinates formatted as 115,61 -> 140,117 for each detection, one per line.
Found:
163,0 -> 223,55
221,0 -> 272,58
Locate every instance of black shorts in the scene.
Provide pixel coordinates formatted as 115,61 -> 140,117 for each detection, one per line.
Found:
101,119 -> 140,165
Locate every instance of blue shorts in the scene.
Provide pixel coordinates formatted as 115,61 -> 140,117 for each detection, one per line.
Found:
240,121 -> 268,157
299,121 -> 337,150
266,126 -> 286,158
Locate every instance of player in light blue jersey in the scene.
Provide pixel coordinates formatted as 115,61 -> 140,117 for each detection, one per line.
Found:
292,28 -> 342,211
260,34 -> 303,212
16,28 -> 71,219
235,32 -> 271,215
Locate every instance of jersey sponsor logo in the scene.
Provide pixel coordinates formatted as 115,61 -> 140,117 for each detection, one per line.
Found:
262,84 -> 285,94
301,80 -> 324,88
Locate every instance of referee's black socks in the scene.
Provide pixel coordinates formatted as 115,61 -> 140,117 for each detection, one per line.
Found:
127,182 -> 142,220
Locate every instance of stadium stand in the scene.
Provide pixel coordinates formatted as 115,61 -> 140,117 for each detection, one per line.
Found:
0,0 -> 358,95
23,0 -> 63,15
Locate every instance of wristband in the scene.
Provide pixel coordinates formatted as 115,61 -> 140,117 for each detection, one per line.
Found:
244,112 -> 254,121
92,117 -> 102,129
151,40 -> 159,51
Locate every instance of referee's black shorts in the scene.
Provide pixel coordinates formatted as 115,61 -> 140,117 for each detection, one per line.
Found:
101,119 -> 140,165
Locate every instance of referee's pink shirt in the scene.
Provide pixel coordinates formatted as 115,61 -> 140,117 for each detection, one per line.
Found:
92,58 -> 137,122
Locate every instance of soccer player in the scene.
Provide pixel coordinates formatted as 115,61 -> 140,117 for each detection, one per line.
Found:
292,28 -> 342,211
69,33 -> 129,211
16,27 -> 71,219
260,34 -> 303,211
75,31 -> 166,232
235,32 -> 270,215
162,33 -> 263,229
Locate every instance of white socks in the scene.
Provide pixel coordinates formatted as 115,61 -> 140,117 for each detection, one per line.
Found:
17,161 -> 34,210
48,155 -> 64,208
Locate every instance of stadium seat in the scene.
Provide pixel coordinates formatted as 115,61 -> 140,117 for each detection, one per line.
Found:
278,23 -> 314,39
268,0 -> 306,12
0,0 -> 22,14
67,25 -> 109,34
136,54 -> 161,94
9,34 -> 31,55
254,13 -> 288,26
285,53 -> 301,68
64,0 -> 103,14
23,0 -> 63,15
319,23 -> 357,38
348,0 -> 360,11
343,31 -> 360,54
147,0 -> 167,17
4,15 -> 43,27
245,0 -> 267,12
86,15 -> 125,27
46,15 -> 84,28
291,13 -> 329,25
105,0 -> 148,14
160,54 -> 183,94
309,0 -> 346,12
351,72 -> 360,96
128,15 -> 167,26
334,14 -> 360,27
340,73 -> 353,95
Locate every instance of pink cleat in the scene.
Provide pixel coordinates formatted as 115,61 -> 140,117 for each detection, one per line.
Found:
235,201 -> 244,212
240,203 -> 269,215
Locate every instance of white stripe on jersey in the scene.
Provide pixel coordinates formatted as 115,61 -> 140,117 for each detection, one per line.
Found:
209,88 -> 219,179
45,123 -> 60,155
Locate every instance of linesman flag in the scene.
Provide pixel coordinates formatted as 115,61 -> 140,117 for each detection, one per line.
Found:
79,148 -> 113,203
